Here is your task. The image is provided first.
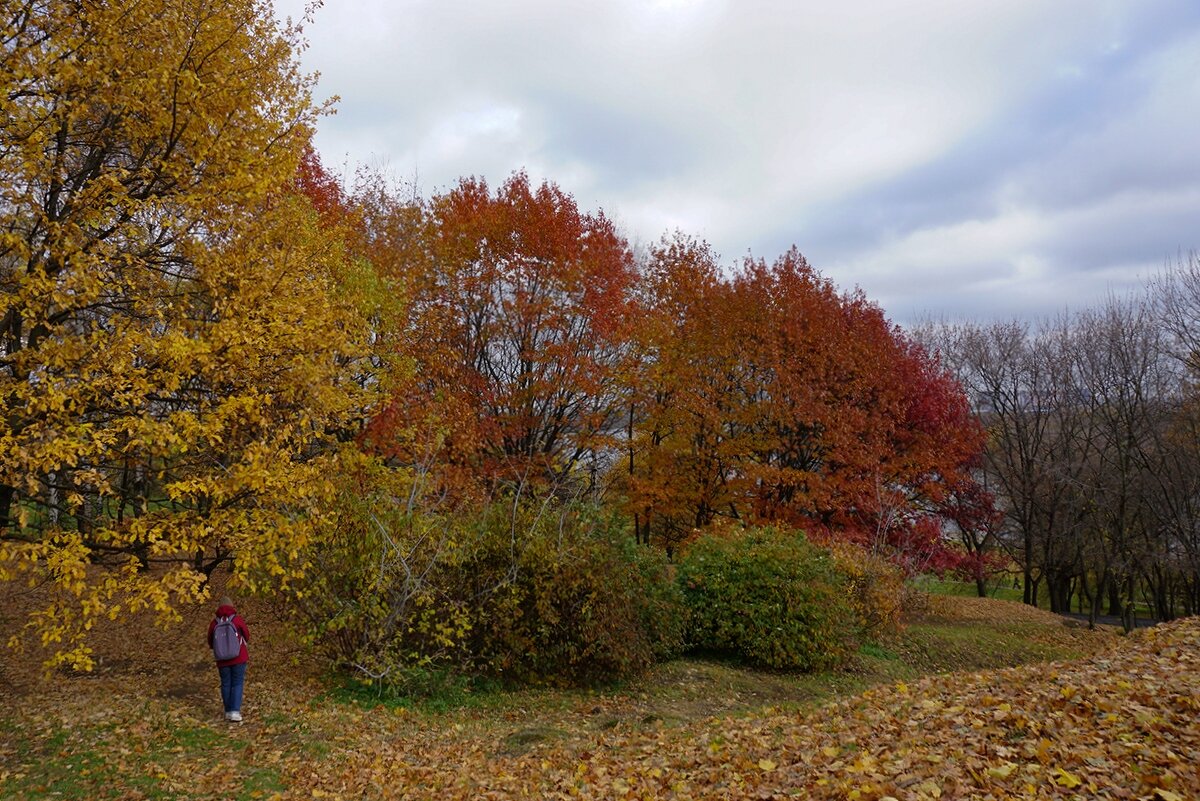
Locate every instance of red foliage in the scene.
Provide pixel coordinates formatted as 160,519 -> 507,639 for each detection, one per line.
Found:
365,172 -> 637,495
626,241 -> 991,564
294,146 -> 350,223
335,165 -> 990,567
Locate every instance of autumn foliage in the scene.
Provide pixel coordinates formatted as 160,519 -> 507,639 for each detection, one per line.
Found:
624,236 -> 987,560
0,0 -> 992,681
364,172 -> 637,498
0,0 -> 373,668
6,8 -> 1196,798
6,10 -> 1197,800
292,174 -> 991,686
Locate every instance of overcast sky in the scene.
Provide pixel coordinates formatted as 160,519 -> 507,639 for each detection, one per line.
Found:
273,0 -> 1200,325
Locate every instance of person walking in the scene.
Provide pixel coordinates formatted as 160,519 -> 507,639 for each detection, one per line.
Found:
207,595 -> 250,723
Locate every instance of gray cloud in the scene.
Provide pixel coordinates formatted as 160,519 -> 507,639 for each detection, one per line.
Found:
275,0 -> 1200,324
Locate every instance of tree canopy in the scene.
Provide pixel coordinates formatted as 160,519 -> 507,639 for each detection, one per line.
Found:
0,0 -> 995,672
0,0 -> 374,668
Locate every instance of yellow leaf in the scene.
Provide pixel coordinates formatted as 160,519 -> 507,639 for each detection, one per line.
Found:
987,762 -> 1018,780
757,759 -> 777,772
1054,768 -> 1082,789
821,746 -> 840,758
916,780 -> 942,798
1154,791 -> 1185,801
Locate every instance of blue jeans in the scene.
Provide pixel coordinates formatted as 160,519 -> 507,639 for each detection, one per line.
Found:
218,662 -> 247,713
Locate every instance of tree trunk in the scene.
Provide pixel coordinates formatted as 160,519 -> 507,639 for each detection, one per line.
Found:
1023,544 -> 1035,606
1078,571 -> 1093,617
1107,580 -> 1123,617
1088,571 -> 1111,629
1047,572 -> 1072,614
1120,575 -> 1135,633
0,484 -> 13,531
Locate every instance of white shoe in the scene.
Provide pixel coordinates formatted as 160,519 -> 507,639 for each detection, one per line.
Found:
224,712 -> 232,721
229,711 -> 243,723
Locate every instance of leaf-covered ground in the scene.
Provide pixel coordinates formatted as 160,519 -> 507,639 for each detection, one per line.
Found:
2,580 -> 1194,800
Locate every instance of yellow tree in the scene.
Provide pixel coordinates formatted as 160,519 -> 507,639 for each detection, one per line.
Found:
0,0 -> 375,668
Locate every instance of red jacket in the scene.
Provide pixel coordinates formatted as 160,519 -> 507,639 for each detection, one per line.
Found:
207,604 -> 250,667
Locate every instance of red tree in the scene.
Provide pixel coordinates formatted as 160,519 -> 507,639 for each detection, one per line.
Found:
627,243 -> 990,564
366,172 -> 637,496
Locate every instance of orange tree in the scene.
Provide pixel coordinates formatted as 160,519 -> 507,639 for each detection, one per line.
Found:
364,172 -> 638,498
626,239 -> 987,559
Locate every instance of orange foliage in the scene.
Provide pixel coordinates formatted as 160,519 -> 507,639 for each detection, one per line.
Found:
626,237 -> 987,554
308,161 -> 988,562
364,172 -> 637,498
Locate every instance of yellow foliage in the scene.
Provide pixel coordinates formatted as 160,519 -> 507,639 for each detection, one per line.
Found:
827,541 -> 906,638
0,0 -> 376,667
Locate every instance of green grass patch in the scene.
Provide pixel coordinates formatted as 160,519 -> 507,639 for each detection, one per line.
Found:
237,767 -> 287,801
913,576 -> 1025,602
0,723 -> 170,801
167,723 -> 226,750
327,667 -> 509,715
858,641 -> 899,661
914,575 -> 1156,618
893,620 -> 1104,673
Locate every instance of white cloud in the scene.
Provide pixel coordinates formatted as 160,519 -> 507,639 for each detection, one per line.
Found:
273,0 -> 1200,322
827,185 -> 1200,322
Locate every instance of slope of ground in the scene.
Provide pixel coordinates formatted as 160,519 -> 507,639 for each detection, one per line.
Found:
2,578 -> 1188,800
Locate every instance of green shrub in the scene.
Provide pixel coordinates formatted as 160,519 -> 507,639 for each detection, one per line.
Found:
677,526 -> 857,671
622,536 -> 687,662
459,503 -> 685,686
286,476 -> 686,692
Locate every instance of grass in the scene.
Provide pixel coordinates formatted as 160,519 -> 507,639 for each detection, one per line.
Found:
0,585 -> 1125,800
912,575 -> 1025,602
898,621 -> 1088,672
0,699 -> 313,801
914,574 -> 1157,618
237,768 -> 287,801
328,667 -> 507,714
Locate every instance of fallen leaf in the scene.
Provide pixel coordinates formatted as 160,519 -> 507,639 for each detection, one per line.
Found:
1054,767 -> 1082,789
